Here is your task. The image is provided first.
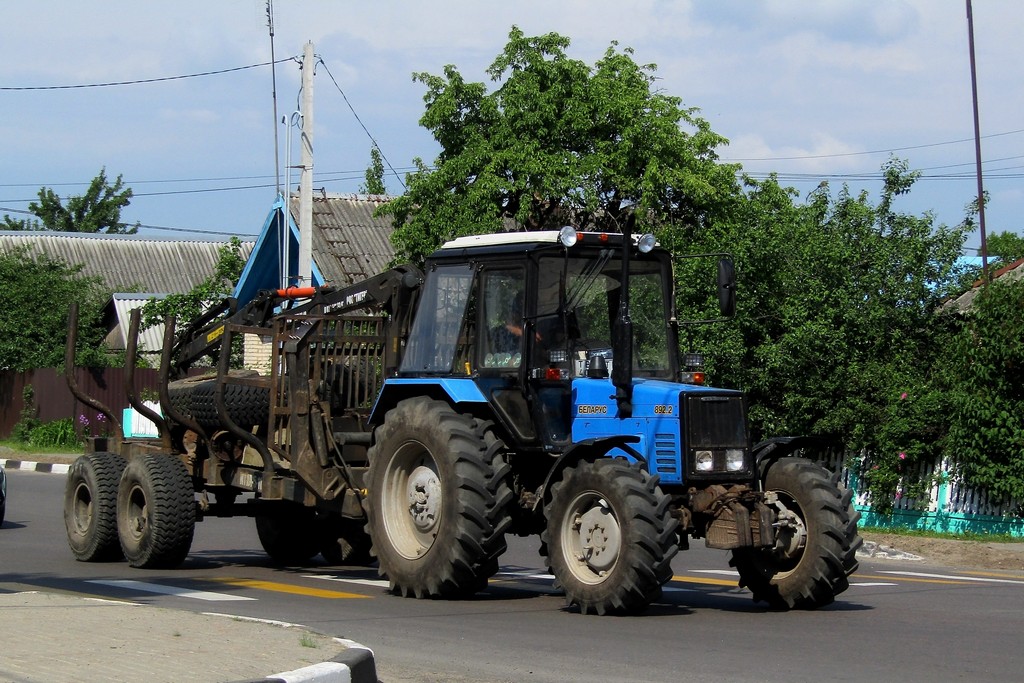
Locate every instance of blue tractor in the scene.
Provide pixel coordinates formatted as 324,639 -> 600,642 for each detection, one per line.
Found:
63,226 -> 860,616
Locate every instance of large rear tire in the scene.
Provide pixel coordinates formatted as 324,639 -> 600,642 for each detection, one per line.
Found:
117,454 -> 196,568
365,397 -> 511,598
730,457 -> 862,609
64,452 -> 127,562
541,458 -> 678,615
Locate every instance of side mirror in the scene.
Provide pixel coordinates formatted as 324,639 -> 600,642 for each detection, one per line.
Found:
717,258 -> 736,318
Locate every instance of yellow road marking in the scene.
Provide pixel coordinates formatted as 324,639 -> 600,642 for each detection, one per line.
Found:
213,577 -> 371,599
670,575 -> 738,587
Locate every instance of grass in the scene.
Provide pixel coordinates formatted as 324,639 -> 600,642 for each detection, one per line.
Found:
0,439 -> 82,455
861,525 -> 1021,543
299,634 -> 319,649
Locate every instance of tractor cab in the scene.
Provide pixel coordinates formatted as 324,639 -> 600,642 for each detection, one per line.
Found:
393,228 -> 693,453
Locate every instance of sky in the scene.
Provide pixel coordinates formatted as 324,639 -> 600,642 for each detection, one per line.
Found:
2,1 -> 1021,255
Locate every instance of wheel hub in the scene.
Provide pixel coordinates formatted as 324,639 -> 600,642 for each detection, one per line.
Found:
407,465 -> 441,534
575,503 -> 620,574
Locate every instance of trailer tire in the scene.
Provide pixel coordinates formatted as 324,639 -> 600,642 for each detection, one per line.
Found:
365,397 -> 511,598
255,503 -> 320,565
730,457 -> 861,610
64,452 -> 127,562
167,371 -> 270,431
117,454 -> 195,568
541,458 -> 677,615
318,514 -> 374,566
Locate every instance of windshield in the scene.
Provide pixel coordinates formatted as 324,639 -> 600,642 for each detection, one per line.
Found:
536,254 -> 672,378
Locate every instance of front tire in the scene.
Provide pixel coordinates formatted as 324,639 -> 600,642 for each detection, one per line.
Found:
365,398 -> 511,598
730,457 -> 862,609
541,458 -> 678,615
65,452 -> 127,561
117,454 -> 196,568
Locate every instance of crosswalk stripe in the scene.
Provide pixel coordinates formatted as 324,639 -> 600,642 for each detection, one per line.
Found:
86,579 -> 255,601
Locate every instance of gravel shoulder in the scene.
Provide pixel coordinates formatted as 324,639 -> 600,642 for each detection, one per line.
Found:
861,531 -> 1024,572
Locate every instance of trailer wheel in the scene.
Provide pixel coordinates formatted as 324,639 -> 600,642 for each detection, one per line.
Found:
64,452 -> 127,562
318,514 -> 374,566
541,458 -> 678,615
117,454 -> 195,568
365,397 -> 511,598
255,503 -> 320,565
730,457 -> 862,610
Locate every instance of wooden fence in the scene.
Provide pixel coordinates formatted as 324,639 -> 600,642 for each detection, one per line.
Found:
0,367 -> 162,440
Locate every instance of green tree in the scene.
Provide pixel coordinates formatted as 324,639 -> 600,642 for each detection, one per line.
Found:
680,160 -> 969,506
140,237 -> 247,331
986,230 -> 1024,266
3,168 -> 139,234
380,26 -> 739,264
359,147 -> 387,195
0,248 -> 114,370
945,277 -> 1024,503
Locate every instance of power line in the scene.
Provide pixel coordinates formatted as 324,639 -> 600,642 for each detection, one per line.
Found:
0,57 -> 299,91
722,128 -> 1024,162
317,57 -> 408,191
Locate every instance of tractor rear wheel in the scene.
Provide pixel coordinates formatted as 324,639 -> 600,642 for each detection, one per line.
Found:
117,454 -> 196,568
541,458 -> 678,615
365,397 -> 511,598
730,457 -> 862,609
64,452 -> 127,562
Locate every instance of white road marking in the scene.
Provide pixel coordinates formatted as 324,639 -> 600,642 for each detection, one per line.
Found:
878,571 -> 1024,585
304,575 -> 391,588
86,579 -> 256,601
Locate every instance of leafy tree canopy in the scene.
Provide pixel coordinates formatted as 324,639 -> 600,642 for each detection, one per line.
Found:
2,168 -> 139,234
359,147 -> 388,195
381,26 -> 739,264
986,230 -> 1024,266
0,247 -> 114,370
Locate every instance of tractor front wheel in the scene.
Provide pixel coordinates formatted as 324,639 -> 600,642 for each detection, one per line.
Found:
542,458 -> 678,615
730,457 -> 862,609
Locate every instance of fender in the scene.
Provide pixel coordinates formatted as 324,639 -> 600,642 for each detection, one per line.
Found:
753,435 -> 836,483
533,435 -> 645,511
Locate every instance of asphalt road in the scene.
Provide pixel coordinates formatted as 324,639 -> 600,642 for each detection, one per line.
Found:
4,468 -> 1024,683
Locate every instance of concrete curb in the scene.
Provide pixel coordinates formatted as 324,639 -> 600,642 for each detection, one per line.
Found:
0,458 -> 71,474
231,645 -> 377,683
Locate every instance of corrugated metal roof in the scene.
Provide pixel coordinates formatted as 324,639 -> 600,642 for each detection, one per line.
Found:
0,231 -> 255,294
105,293 -> 167,355
289,194 -> 396,286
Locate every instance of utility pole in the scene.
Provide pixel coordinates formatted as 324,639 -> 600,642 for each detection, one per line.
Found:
966,0 -> 990,284
298,41 -> 315,285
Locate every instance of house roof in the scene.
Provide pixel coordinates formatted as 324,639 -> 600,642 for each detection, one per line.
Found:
102,293 -> 167,354
298,193 -> 396,286
944,257 -> 1024,312
0,231 -> 254,294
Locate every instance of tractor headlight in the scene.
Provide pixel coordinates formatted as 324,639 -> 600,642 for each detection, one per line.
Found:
558,226 -> 578,247
695,450 -> 714,472
637,233 -> 657,253
725,449 -> 746,472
